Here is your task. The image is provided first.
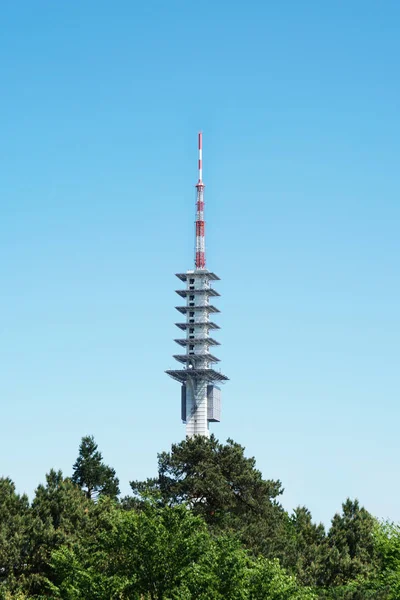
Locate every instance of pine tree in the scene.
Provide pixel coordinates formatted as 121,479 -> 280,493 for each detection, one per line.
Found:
72,435 -> 120,500
26,469 -> 90,596
129,434 -> 288,558
287,506 -> 326,586
0,478 -> 31,587
318,498 -> 379,595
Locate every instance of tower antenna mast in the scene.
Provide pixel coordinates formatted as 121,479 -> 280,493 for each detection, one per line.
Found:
195,132 -> 206,269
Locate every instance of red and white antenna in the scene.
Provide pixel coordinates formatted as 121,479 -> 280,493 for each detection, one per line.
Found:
195,132 -> 206,269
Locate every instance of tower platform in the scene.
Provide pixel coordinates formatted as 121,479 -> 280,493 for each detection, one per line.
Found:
166,368 -> 228,384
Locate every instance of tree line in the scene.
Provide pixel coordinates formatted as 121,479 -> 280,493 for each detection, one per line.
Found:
1,434 -> 399,599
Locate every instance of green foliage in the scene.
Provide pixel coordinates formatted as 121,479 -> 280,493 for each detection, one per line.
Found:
50,500 -> 212,599
284,507 -> 326,586
248,558 -> 316,600
130,434 -> 288,558
310,499 -> 384,599
0,478 -> 32,593
0,435 -> 397,599
365,520 -> 400,599
322,499 -> 378,587
131,434 -> 283,517
0,591 -> 31,600
72,436 -> 120,500
25,470 -> 91,596
50,499 -> 315,600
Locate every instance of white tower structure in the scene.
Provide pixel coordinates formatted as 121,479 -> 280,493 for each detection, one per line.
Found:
166,133 -> 228,437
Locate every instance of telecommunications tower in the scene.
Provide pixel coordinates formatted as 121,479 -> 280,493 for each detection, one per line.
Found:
166,133 -> 228,437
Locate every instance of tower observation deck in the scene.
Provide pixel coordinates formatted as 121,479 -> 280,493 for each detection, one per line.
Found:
166,133 -> 228,437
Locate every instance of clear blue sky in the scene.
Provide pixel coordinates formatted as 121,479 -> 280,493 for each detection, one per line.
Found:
1,0 -> 399,526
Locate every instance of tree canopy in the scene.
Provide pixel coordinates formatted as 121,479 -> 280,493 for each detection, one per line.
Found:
129,434 -> 289,559
0,434 -> 397,599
